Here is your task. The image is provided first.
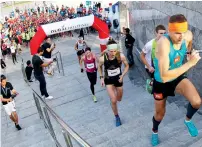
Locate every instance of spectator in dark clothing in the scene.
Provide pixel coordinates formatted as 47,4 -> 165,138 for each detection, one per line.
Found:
37,6 -> 40,13
25,60 -> 33,82
14,35 -> 19,45
32,47 -> 53,100
79,28 -> 84,40
124,28 -> 135,67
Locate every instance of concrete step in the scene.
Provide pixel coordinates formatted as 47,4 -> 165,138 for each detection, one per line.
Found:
28,138 -> 55,147
86,103 -> 184,147
188,138 -> 202,147
121,108 -> 202,147
158,114 -> 202,147
2,122 -> 51,147
1,113 -> 41,134
157,113 -> 201,144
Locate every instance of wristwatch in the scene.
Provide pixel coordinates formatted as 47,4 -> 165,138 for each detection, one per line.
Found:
100,76 -> 103,79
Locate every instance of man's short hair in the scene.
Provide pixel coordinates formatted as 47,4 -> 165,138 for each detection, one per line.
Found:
155,25 -> 166,33
1,74 -> 6,82
169,14 -> 187,23
37,47 -> 44,53
125,28 -> 130,34
26,60 -> 31,65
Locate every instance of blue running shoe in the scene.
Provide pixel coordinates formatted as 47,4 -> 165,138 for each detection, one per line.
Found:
184,120 -> 198,137
116,117 -> 122,127
151,132 -> 159,146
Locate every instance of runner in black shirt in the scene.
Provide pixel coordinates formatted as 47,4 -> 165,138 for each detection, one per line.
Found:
1,75 -> 22,130
98,40 -> 129,127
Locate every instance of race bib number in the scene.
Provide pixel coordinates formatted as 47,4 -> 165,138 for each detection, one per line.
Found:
107,68 -> 120,77
87,63 -> 95,69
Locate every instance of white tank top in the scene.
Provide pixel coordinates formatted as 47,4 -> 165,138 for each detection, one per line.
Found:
77,41 -> 85,50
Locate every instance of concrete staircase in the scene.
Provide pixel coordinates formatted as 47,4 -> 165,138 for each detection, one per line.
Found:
1,34 -> 201,147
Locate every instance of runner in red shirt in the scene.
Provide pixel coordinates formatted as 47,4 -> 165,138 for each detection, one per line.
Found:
80,47 -> 98,102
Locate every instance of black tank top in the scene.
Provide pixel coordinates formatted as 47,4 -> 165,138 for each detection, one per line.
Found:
104,53 -> 122,80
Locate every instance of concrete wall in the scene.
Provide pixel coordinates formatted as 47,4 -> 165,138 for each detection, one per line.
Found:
120,1 -> 202,96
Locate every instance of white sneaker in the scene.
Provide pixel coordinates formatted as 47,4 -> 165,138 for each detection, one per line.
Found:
45,96 -> 53,100
41,95 -> 45,99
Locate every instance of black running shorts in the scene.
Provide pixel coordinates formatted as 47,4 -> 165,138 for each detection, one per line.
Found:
152,74 -> 187,100
77,50 -> 84,56
104,78 -> 123,87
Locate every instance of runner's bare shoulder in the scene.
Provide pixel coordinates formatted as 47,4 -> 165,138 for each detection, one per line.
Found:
120,53 -> 127,60
156,36 -> 170,53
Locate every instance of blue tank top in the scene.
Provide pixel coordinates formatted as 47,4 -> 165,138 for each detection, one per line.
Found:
154,34 -> 187,83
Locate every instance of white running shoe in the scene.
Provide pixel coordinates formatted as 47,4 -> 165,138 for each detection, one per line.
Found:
41,95 -> 45,99
45,96 -> 53,100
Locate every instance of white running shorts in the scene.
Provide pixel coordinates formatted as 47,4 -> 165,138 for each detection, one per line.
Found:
3,101 -> 16,116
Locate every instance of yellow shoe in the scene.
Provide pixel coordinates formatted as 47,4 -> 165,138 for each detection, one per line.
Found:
93,95 -> 97,103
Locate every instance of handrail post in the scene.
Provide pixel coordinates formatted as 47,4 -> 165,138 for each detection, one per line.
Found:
33,93 -> 47,128
56,56 -> 60,73
43,107 -> 58,144
62,130 -> 73,147
21,61 -> 28,82
33,93 -> 42,119
58,52 -> 65,76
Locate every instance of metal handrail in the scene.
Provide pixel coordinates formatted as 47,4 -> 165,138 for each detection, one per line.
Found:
21,58 -> 90,147
52,51 -> 65,76
32,89 -> 91,147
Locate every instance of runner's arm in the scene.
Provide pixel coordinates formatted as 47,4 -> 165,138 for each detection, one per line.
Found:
158,37 -> 193,83
185,30 -> 193,53
40,59 -> 52,67
80,56 -> 84,69
11,89 -> 17,94
46,44 -> 55,52
74,43 -> 78,51
0,95 -> 11,102
140,52 -> 151,69
98,56 -> 104,77
120,54 -> 129,77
